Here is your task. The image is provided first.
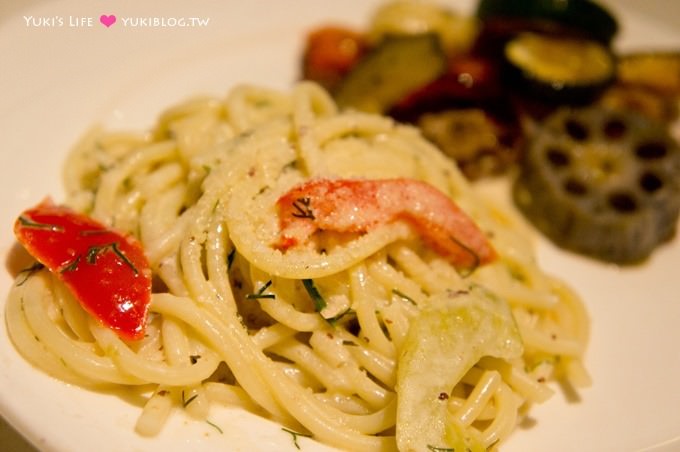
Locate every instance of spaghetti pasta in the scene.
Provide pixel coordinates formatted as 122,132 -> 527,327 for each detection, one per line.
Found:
6,82 -> 590,451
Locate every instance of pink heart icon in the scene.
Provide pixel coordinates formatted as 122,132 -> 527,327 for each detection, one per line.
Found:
100,14 -> 116,28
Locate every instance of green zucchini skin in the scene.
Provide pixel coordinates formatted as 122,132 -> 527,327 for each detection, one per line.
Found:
334,33 -> 447,114
475,0 -> 619,44
502,32 -> 616,105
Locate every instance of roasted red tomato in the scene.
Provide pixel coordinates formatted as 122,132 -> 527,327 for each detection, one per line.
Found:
302,25 -> 367,91
14,199 -> 152,341
390,54 -> 504,120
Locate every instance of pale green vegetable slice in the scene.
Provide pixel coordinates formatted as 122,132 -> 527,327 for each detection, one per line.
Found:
396,285 -> 523,452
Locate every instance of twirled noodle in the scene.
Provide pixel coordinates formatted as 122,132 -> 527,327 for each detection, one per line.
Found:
6,82 -> 590,451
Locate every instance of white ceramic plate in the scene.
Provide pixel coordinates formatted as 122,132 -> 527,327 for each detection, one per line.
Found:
1,1 -> 679,451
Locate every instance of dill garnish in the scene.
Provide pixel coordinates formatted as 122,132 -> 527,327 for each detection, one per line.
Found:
392,288 -> 416,305
448,235 -> 480,277
86,242 -> 138,274
16,262 -> 44,286
426,446 -> 455,452
246,280 -> 275,299
302,279 -> 326,312
18,216 -> 63,231
181,390 -> 198,408
291,197 -> 315,219
60,255 -> 81,273
205,419 -> 223,434
282,427 -> 312,450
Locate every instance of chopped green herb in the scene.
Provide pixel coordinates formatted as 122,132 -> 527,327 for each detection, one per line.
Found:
325,308 -> 354,326
18,216 -> 64,231
302,279 -> 326,312
246,280 -> 275,299
205,419 -> 223,434
392,288 -> 416,305
282,427 -> 312,450
86,242 -> 138,274
291,197 -> 315,219
60,255 -> 81,273
181,390 -> 199,408
449,235 -> 480,277
16,262 -> 45,286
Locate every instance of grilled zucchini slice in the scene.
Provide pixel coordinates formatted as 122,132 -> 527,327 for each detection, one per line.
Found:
334,33 -> 446,114
504,32 -> 615,105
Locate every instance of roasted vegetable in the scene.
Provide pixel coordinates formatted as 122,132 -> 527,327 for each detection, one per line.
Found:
514,106 -> 680,264
418,108 -> 524,180
598,52 -> 680,123
391,54 -> 504,116
367,0 -> 479,56
388,55 -> 524,179
617,52 -> 680,96
475,0 -> 618,44
503,32 -> 616,105
302,26 -> 367,92
599,84 -> 678,124
334,33 -> 447,113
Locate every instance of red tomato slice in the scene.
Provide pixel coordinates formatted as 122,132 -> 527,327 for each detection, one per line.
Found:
14,199 -> 151,341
